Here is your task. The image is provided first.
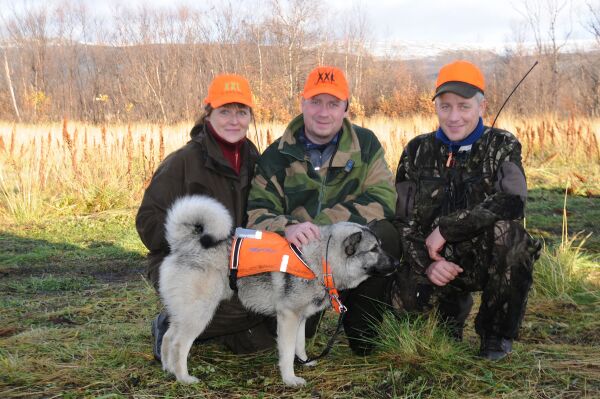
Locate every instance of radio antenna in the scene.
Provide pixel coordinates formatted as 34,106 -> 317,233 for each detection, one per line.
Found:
490,61 -> 539,130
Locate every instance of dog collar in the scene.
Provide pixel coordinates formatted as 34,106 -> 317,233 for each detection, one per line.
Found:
322,258 -> 347,314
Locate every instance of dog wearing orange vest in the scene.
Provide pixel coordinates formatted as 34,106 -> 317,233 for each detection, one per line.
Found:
158,195 -> 397,386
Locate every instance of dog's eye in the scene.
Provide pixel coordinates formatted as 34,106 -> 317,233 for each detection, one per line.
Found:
370,246 -> 379,253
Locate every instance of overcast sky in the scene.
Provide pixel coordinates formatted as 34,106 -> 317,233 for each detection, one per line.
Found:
342,0 -> 588,44
1,0 -> 593,52
104,0 -> 590,45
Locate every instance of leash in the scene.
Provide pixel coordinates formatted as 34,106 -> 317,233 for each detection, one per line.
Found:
295,236 -> 347,365
294,312 -> 346,365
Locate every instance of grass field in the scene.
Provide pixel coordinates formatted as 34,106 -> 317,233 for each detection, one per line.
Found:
1,116 -> 599,398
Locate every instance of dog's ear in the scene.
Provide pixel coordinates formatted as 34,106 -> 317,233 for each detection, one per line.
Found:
343,231 -> 362,256
365,220 -> 377,231
200,234 -> 217,248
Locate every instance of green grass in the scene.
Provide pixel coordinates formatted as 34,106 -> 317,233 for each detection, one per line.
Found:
526,187 -> 600,252
0,188 -> 598,398
533,238 -> 599,301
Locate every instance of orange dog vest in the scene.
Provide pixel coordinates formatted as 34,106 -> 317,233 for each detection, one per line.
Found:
228,230 -> 346,315
229,231 -> 316,281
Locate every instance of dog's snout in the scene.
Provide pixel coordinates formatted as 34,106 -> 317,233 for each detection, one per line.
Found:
367,254 -> 399,277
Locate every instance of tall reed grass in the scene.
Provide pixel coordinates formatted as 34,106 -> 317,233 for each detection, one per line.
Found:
0,115 -> 598,222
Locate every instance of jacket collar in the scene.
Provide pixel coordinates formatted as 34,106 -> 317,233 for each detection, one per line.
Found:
190,123 -> 251,180
278,114 -> 361,167
435,117 -> 485,153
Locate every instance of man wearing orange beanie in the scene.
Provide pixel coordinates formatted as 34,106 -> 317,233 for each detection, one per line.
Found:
393,60 -> 541,360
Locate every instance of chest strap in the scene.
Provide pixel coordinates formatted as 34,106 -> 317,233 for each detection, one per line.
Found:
322,258 -> 346,314
295,252 -> 347,366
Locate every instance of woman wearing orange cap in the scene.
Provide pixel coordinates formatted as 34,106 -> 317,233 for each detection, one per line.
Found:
136,74 -> 275,360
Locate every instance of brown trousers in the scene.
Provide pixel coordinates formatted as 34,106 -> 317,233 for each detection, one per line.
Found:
147,252 -> 276,354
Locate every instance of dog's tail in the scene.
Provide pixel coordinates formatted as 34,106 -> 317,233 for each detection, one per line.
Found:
165,195 -> 233,252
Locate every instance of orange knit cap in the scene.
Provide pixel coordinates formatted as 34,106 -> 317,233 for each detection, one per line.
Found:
204,74 -> 254,108
433,60 -> 485,100
302,66 -> 349,101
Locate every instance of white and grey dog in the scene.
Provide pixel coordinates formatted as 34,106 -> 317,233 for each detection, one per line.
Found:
159,195 -> 397,386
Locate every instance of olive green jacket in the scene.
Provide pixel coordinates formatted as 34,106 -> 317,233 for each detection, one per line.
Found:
247,114 -> 397,232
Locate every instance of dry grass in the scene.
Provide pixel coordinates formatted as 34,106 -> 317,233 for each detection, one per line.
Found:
1,115 -> 599,398
0,114 -> 599,221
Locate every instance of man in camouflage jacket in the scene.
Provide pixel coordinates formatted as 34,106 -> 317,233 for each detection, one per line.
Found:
393,60 -> 541,360
247,66 -> 400,355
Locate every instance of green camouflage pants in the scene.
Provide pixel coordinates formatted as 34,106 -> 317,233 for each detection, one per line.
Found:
391,220 -> 541,339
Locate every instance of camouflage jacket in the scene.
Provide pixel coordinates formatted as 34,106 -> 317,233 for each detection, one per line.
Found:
394,127 -> 528,274
247,114 -> 397,232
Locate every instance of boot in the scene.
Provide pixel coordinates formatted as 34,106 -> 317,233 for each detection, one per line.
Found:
479,335 -> 513,360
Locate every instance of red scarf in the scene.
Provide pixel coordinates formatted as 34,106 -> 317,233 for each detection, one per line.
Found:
206,121 -> 245,175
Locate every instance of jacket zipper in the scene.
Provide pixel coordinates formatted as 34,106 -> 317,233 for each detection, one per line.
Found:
316,176 -> 326,216
315,140 -> 340,217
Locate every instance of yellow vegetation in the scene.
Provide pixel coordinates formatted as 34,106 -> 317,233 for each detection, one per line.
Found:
0,115 -> 598,221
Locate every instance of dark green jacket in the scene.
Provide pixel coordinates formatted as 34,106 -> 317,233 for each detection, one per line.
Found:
394,127 -> 528,274
247,114 -> 397,232
136,123 -> 259,286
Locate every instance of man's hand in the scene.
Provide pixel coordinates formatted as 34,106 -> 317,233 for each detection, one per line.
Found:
285,222 -> 321,249
425,260 -> 463,286
425,226 -> 446,261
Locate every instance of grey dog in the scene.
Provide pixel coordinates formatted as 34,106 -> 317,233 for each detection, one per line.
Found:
158,195 -> 397,386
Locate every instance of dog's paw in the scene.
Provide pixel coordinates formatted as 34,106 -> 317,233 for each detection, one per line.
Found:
177,375 -> 199,384
282,375 -> 306,387
302,360 -> 317,367
161,364 -> 170,373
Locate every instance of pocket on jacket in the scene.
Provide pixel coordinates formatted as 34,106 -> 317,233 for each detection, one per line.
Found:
396,180 -> 416,221
415,176 -> 446,224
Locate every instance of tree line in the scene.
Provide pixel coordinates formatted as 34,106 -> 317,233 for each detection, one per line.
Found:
1,0 -> 600,123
